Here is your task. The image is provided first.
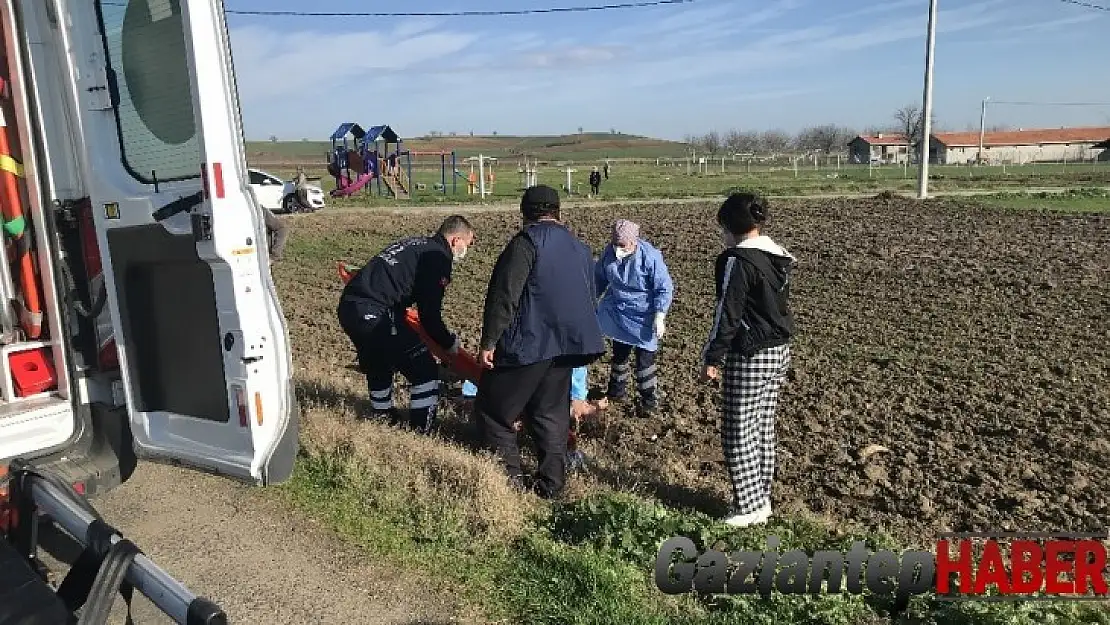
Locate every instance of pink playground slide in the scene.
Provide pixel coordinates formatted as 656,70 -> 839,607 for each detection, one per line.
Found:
331,172 -> 374,197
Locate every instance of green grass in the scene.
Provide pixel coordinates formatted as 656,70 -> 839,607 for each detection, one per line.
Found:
970,187 -> 1110,212
281,444 -> 1110,625
252,157 -> 1110,207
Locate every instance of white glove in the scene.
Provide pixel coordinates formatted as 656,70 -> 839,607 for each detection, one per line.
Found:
654,313 -> 666,339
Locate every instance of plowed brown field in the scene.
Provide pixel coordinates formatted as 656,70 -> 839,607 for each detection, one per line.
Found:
275,196 -> 1110,544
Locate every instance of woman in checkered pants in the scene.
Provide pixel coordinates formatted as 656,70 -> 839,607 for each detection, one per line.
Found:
701,192 -> 796,528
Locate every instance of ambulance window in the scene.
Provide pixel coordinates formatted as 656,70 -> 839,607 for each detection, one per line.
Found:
97,0 -> 200,183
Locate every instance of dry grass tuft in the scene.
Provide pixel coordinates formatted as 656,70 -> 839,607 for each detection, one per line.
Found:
299,405 -> 541,543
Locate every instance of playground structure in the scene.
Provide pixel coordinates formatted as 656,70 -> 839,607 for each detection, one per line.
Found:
327,123 -> 465,200
461,155 -> 497,198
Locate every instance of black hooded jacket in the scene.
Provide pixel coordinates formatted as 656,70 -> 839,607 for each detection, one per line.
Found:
702,236 -> 795,365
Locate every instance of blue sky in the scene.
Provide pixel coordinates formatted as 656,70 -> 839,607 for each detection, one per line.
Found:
225,0 -> 1110,141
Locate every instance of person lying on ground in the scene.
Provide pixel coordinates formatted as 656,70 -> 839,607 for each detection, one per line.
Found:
593,219 -> 674,416
473,185 -> 605,500
700,192 -> 796,528
336,215 -> 475,434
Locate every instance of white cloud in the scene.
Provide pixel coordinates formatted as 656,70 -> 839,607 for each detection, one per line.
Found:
518,45 -> 626,68
392,18 -> 444,39
229,25 -> 478,100
1002,13 -> 1100,33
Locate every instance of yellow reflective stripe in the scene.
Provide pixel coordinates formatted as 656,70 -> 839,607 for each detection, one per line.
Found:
0,154 -> 23,177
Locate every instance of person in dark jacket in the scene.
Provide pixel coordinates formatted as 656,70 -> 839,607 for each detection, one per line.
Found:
475,185 -> 605,499
337,215 -> 475,434
589,167 -> 601,195
701,192 -> 795,528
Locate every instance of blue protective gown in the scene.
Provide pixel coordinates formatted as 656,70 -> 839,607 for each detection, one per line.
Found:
594,239 -> 674,352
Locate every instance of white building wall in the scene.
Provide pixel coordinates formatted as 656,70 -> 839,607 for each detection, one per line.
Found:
938,142 -> 1104,165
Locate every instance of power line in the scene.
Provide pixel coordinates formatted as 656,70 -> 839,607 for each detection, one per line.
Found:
100,0 -> 696,17
1057,0 -> 1110,12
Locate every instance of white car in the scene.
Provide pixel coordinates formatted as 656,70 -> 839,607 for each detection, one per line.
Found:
248,168 -> 325,213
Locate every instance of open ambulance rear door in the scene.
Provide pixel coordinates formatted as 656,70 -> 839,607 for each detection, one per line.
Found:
59,0 -> 298,485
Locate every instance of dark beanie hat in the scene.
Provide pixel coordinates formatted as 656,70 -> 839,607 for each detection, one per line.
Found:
520,185 -> 561,220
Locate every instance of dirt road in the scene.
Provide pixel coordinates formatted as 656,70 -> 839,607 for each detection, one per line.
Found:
57,463 -> 476,625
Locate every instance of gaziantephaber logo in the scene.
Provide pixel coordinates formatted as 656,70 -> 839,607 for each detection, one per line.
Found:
655,532 -> 1110,610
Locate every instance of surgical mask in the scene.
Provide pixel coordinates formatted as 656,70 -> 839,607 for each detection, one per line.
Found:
453,245 -> 468,262
615,247 -> 633,260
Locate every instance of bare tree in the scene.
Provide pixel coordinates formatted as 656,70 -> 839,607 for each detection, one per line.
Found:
723,129 -> 761,154
796,124 -> 854,153
760,129 -> 792,153
269,135 -> 278,143
894,104 -> 940,162
861,125 -> 894,137
893,105 -> 939,147
702,130 -> 722,154
682,133 -> 703,154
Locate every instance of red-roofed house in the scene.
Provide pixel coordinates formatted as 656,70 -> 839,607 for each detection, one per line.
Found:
848,133 -> 911,164
929,126 -> 1110,165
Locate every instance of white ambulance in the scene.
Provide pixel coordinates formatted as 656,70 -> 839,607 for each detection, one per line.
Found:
0,0 -> 300,621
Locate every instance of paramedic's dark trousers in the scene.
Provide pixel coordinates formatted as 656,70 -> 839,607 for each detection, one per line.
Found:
338,305 -> 440,433
607,340 -> 658,409
474,358 -> 572,498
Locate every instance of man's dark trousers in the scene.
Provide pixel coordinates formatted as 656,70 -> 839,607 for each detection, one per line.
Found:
338,304 -> 441,433
474,358 -> 573,498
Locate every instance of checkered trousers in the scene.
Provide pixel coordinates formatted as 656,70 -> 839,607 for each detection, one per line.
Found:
721,344 -> 791,515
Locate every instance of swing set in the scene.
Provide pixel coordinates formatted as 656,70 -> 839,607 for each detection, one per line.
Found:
461,155 -> 498,197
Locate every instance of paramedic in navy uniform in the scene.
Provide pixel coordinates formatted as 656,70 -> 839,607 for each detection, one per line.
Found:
475,185 -> 605,499
337,215 -> 475,434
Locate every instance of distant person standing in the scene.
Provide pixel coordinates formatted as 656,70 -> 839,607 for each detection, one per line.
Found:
589,167 -> 601,196
603,161 -> 611,180
474,185 -> 605,499
293,166 -> 310,209
701,192 -> 796,528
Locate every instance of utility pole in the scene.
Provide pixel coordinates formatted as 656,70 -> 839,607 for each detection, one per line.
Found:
478,154 -> 486,198
978,97 -> 990,164
917,0 -> 938,200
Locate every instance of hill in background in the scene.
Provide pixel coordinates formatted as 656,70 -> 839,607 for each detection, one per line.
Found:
246,132 -> 686,166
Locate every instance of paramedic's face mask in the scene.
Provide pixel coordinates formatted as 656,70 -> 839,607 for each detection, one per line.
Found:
614,242 -> 635,259
450,234 -> 473,262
